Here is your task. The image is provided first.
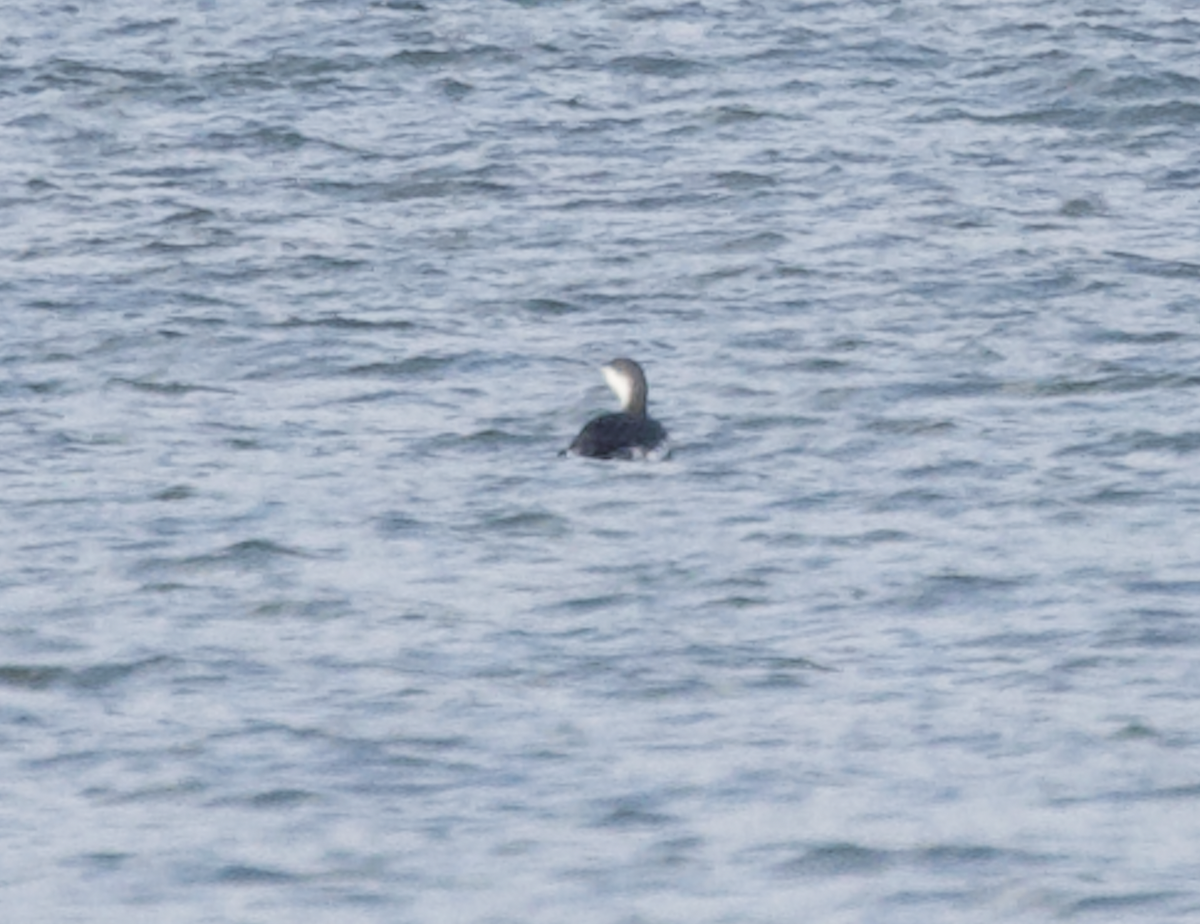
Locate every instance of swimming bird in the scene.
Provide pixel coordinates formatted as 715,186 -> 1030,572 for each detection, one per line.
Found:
564,358 -> 668,459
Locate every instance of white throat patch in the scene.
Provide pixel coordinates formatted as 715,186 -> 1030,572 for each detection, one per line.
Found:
602,364 -> 633,410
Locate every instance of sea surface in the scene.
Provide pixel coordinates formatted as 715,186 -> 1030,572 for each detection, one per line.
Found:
3,1 -> 1200,921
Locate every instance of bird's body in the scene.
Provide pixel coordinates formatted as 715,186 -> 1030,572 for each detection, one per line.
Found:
568,411 -> 667,460
564,358 -> 668,460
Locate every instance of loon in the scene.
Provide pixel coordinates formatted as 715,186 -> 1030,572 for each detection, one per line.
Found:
564,358 -> 668,459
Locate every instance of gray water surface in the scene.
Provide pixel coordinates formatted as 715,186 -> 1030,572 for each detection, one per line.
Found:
4,1 -> 1200,921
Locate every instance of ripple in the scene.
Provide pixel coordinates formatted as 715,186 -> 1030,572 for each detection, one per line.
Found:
6,0 -> 1200,918
0,657 -> 170,692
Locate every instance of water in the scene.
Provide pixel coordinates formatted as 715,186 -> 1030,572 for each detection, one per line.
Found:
3,1 -> 1200,920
